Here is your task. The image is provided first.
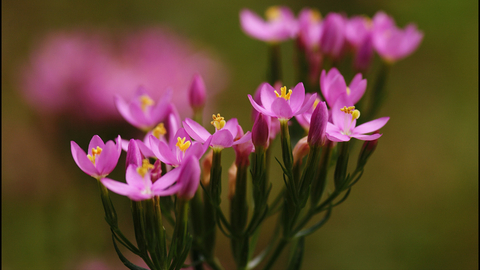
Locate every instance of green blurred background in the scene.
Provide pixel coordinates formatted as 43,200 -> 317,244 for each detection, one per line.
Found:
2,0 -> 478,269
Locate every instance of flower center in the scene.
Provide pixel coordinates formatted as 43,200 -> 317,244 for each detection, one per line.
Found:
87,146 -> 102,165
139,94 -> 155,111
340,106 -> 361,121
265,6 -> 281,21
211,113 -> 226,130
275,86 -> 292,100
152,123 -> 167,139
176,137 -> 191,152
137,159 -> 154,178
310,9 -> 322,22
346,87 -> 351,96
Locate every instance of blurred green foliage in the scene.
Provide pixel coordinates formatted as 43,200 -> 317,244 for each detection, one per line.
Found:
2,0 -> 477,269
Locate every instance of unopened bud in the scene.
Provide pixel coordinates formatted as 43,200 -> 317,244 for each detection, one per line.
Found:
307,101 -> 328,147
357,137 -> 378,169
228,162 -> 237,200
293,136 -> 310,165
201,149 -> 213,186
252,113 -> 270,149
126,139 -> 143,168
188,73 -> 206,111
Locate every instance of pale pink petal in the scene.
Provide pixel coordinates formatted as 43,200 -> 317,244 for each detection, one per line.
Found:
294,93 -> 317,116
114,95 -> 138,128
325,130 -> 351,142
153,184 -> 182,197
223,118 -> 238,138
348,74 -> 367,105
88,135 -> 105,154
136,139 -> 155,158
233,131 -> 252,145
289,82 -> 306,113
149,135 -> 178,166
128,101 -> 150,128
96,140 -> 119,176
183,118 -> 211,143
152,167 -> 181,190
271,98 -> 293,119
101,178 -> 139,198
186,142 -> 205,160
210,129 -> 234,148
260,83 -> 279,112
354,117 -> 390,134
351,133 -> 382,141
248,95 -> 277,118
240,9 -> 272,41
125,165 -> 147,190
71,141 -> 98,177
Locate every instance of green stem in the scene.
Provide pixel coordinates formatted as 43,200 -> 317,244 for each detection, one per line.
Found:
262,238 -> 288,270
363,61 -> 391,123
203,149 -> 222,259
267,44 -> 282,84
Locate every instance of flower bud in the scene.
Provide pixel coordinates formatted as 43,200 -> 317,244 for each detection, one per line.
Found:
233,125 -> 254,166
252,113 -> 270,149
357,136 -> 378,169
293,136 -> 310,166
320,13 -> 346,60
177,155 -> 201,200
201,149 -> 213,186
228,162 -> 237,200
126,139 -> 143,168
307,101 -> 328,147
188,73 -> 206,111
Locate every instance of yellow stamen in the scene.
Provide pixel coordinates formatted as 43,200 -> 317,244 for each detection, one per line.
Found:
265,6 -> 281,20
211,113 -> 226,130
310,9 -> 322,22
340,106 -> 361,121
274,86 -> 292,100
313,98 -> 320,109
87,146 -> 102,165
346,87 -> 351,96
176,137 -> 191,152
137,159 -> 154,178
152,123 -> 167,139
139,95 -> 155,111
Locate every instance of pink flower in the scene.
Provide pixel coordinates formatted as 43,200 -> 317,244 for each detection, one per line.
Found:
189,73 -> 207,111
233,125 -> 255,166
295,93 -> 321,131
372,11 -> 423,62
320,68 -> 366,107
251,83 -> 280,141
248,82 -> 317,120
183,116 -> 251,149
297,8 -> 323,51
240,6 -> 298,42
101,162 -> 182,201
345,16 -> 375,71
115,86 -> 173,131
326,103 -> 389,142
71,135 -> 122,179
149,128 -> 211,167
319,13 -> 347,59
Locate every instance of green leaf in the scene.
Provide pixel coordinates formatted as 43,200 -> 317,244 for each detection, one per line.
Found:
293,206 -> 332,239
112,234 -> 149,270
286,237 -> 305,270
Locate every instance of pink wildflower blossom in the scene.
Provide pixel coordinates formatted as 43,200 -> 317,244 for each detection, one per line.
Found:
240,6 -> 298,42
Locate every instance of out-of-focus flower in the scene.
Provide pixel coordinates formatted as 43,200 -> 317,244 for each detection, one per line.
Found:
319,13 -> 347,60
20,28 -> 228,121
297,8 -> 323,51
320,68 -> 366,107
183,115 -> 251,149
115,86 -> 173,131
240,6 -> 298,43
248,82 -> 317,120
101,160 -> 182,201
326,104 -> 389,142
149,128 -> 210,167
345,16 -> 374,71
189,73 -> 207,112
71,135 -> 122,179
372,11 -> 423,63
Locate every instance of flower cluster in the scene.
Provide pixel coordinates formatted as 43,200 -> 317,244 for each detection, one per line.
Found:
69,5 -> 421,270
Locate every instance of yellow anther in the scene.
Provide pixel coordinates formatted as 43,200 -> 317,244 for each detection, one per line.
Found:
364,16 -> 373,29
341,106 -> 360,121
313,98 -> 320,109
346,87 -> 351,96
211,113 -> 226,130
265,6 -> 281,20
137,159 -> 154,178
87,146 -> 102,165
139,95 -> 155,111
310,9 -> 322,22
274,86 -> 292,100
176,137 -> 191,152
152,123 -> 167,139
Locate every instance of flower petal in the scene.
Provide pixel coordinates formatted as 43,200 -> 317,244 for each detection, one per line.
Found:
114,95 -> 139,128
271,98 -> 293,119
348,73 -> 367,105
183,118 -> 211,143
88,135 -> 105,154
223,118 -> 238,138
354,117 -> 390,134
71,141 -> 98,177
289,82 -> 306,113
260,83 -> 278,112
240,9 -> 272,41
211,129 -> 234,148
125,165 -> 147,190
325,130 -> 351,142
233,131 -> 252,145
96,140 -> 120,176
153,166 -> 181,191
294,93 -> 317,116
248,94 -> 277,118
351,133 -> 383,141
101,178 -> 139,198
149,135 -> 178,166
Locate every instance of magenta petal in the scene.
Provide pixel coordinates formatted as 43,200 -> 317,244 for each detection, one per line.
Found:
354,117 -> 390,134
271,98 -> 293,119
351,133 -> 382,141
154,184 -> 182,197
171,128 -> 192,149
248,95 -> 277,118
183,118 -> 211,143
115,96 -> 138,128
149,136 -> 177,165
223,118 -> 239,138
186,142 -> 205,160
129,101 -> 150,129
125,165 -> 148,190
260,83 -> 278,112
88,135 -> 105,154
71,141 -> 98,177
153,167 -> 181,191
233,131 -> 252,145
240,9 -> 271,41
136,139 -> 155,158
176,155 -> 201,199
211,129 -> 234,148
348,74 -> 367,104
101,178 -> 138,198
295,93 -> 317,116
96,141 -> 119,176
289,82 -> 306,113
326,130 -> 351,142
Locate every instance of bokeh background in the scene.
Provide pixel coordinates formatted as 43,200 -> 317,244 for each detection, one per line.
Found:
2,0 -> 478,269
